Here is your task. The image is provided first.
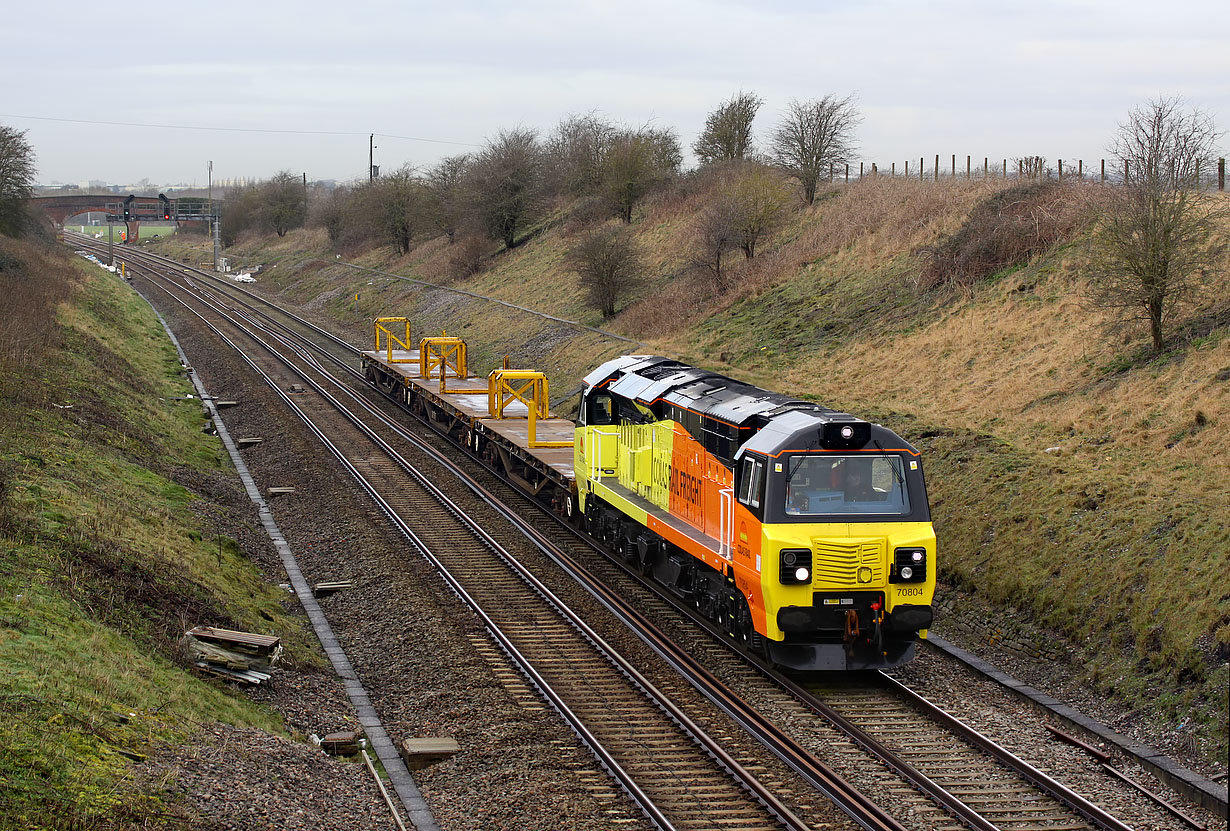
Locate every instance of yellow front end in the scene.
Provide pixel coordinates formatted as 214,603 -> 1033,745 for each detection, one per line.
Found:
757,521 -> 936,642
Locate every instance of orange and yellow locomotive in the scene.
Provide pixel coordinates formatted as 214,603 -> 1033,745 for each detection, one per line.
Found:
575,356 -> 935,671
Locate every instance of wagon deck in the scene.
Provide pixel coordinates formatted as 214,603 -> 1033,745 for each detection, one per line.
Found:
361,348 -> 576,485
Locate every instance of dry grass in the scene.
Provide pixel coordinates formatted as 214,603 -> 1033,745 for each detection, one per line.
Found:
800,176 -> 1011,260
0,239 -> 79,376
915,180 -> 1103,291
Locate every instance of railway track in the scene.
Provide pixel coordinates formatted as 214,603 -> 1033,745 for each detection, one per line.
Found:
90,240 -> 885,831
72,236 -> 1156,831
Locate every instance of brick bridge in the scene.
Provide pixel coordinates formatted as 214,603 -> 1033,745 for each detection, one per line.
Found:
32,194 -> 215,232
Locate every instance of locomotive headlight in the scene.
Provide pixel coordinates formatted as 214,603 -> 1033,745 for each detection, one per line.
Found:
891,547 -> 927,584
779,548 -> 812,585
840,425 -> 854,439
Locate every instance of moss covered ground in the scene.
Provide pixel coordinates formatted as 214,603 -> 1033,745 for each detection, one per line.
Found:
0,238 -> 318,830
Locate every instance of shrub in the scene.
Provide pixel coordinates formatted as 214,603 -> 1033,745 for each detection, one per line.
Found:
567,225 -> 647,318
445,234 -> 489,282
914,181 -> 1094,291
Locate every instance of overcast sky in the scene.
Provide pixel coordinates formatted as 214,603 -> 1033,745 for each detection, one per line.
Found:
5,0 -> 1226,187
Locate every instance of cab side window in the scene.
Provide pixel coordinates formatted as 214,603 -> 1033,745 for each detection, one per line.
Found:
589,392 -> 614,425
737,457 -> 765,518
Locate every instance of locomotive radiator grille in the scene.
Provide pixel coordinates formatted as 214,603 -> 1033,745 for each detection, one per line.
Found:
811,539 -> 885,586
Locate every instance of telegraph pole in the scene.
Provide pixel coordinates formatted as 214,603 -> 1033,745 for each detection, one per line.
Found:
369,134 -> 374,182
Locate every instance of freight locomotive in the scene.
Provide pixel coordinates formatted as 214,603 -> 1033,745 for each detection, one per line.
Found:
363,322 -> 936,671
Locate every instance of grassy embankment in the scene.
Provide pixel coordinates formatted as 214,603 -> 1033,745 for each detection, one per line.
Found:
155,175 -> 1229,766
0,238 -> 319,829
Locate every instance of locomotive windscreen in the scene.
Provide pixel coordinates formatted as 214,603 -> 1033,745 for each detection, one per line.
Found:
783,455 -> 911,516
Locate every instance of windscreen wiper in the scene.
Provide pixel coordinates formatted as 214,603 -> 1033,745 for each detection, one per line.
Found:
873,439 -> 906,486
785,439 -> 817,487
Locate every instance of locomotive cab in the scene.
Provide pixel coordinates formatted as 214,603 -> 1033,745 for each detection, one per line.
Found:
735,417 -> 936,670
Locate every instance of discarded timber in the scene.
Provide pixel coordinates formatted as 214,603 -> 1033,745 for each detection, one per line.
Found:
320,731 -> 360,756
181,626 -> 282,685
399,737 -> 459,770
312,580 -> 353,598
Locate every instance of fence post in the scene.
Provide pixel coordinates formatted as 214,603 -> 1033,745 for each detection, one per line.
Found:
1058,159 -> 1063,180
984,157 -> 988,178
1018,159 -> 1022,179
1078,159 -> 1083,179
934,155 -> 939,181
891,162 -> 895,176
1101,159 -> 1105,182
845,163 -> 849,183
920,158 -> 924,181
951,154 -> 956,177
966,155 -> 971,178
860,161 -> 864,179
1219,158 -> 1225,191
1003,159 -> 1007,178
1124,159 -> 1129,183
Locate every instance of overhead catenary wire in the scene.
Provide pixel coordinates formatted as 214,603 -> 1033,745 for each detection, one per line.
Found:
0,113 -> 481,147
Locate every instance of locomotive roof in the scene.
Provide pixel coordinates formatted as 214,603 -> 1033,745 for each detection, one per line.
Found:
584,355 -> 919,457
585,354 -> 844,427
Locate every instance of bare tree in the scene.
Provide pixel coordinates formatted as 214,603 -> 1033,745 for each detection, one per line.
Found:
727,164 -> 794,258
219,183 -> 262,246
1014,156 -> 1047,179
693,91 -> 763,166
567,225 -> 647,318
0,125 -> 36,238
309,185 -> 347,246
545,112 -> 615,197
687,163 -> 792,289
260,170 -> 307,237
691,196 -> 739,293
601,126 -> 681,224
365,165 -> 429,255
1091,97 -> 1226,353
425,154 -> 470,244
769,95 -> 860,204
466,128 -> 544,249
